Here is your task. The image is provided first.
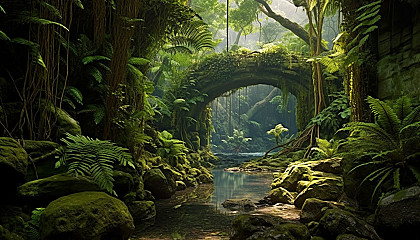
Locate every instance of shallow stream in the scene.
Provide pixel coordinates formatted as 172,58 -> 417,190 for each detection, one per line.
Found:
132,169 -> 272,240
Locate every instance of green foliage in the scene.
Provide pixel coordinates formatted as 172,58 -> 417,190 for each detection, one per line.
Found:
157,130 -> 188,165
267,123 -> 289,145
309,91 -> 350,134
56,133 -> 134,195
25,208 -> 45,240
165,19 -> 215,54
221,129 -> 252,154
340,96 -> 420,204
311,138 -> 339,158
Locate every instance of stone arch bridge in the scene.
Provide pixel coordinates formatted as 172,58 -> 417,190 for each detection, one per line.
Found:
180,47 -> 314,150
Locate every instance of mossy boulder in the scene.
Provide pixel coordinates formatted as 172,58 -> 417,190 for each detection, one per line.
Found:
266,187 -> 296,204
374,186 -> 420,240
317,209 -> 381,240
0,205 -> 26,239
17,173 -> 101,207
300,198 -> 344,223
251,223 -> 311,240
305,158 -> 342,174
294,176 -> 344,208
113,170 -> 135,197
40,191 -> 134,240
0,137 -> 28,196
231,214 -> 280,240
222,199 -> 256,211
272,163 -> 311,192
23,140 -> 63,181
127,200 -> 156,221
143,168 -> 176,199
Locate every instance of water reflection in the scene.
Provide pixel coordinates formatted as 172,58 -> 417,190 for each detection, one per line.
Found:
132,170 -> 272,239
211,169 -> 272,213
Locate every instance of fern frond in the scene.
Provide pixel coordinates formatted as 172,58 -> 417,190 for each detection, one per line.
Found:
403,106 -> 420,126
87,66 -> 103,83
341,121 -> 397,147
128,57 -> 150,66
66,86 -> 83,105
408,166 -> 420,183
56,133 -> 134,195
371,167 -> 393,204
0,30 -> 10,41
73,0 -> 84,9
18,11 -> 69,31
82,55 -> 110,65
367,96 -> 401,136
393,96 -> 412,121
40,1 -> 62,19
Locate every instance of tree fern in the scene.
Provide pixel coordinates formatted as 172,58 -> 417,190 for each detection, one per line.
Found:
56,133 -> 134,195
340,96 -> 420,206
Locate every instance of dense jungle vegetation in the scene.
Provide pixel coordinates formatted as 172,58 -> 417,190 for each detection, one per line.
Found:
0,0 -> 419,239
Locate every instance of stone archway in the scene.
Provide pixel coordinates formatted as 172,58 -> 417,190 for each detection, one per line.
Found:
182,48 -> 314,149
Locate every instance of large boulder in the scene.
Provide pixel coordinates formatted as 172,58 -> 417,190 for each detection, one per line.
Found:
374,186 -> 420,240
231,214 -> 310,240
0,205 -> 26,239
17,173 -> 101,207
317,209 -> 381,240
300,198 -> 344,223
294,176 -> 344,208
266,187 -> 296,204
23,140 -> 63,181
304,158 -> 342,174
222,199 -> 256,211
127,200 -> 156,221
0,138 -> 28,200
40,191 -> 134,240
272,163 -> 311,192
143,168 -> 176,199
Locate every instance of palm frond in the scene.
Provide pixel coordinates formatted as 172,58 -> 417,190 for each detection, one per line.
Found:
18,11 -> 69,31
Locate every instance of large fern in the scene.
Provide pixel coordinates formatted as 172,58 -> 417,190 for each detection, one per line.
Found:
165,19 -> 215,55
340,96 -> 420,205
56,133 -> 135,195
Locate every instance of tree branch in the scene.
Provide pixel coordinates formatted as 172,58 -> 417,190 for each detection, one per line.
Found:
255,0 -> 327,51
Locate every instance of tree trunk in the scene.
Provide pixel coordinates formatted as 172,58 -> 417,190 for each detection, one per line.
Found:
245,88 -> 278,121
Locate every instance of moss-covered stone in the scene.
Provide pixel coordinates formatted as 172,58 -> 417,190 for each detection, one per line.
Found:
40,191 -> 134,240
231,214 -> 281,240
176,181 -> 187,191
272,163 -> 311,192
374,186 -> 420,240
0,205 -> 26,239
127,200 -> 156,221
0,137 -> 28,199
222,199 -> 256,212
336,234 -> 368,240
266,187 -> 296,204
294,176 -> 343,208
143,168 -> 176,199
17,173 -> 101,207
23,140 -> 63,181
317,209 -> 381,240
300,198 -> 344,223
113,170 -> 135,197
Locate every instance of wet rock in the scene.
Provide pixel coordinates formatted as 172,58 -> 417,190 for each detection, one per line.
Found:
0,137 -> 28,198
294,176 -> 344,208
374,186 -> 420,240
176,181 -> 187,191
127,201 -> 156,221
225,167 -> 241,172
222,199 -> 257,211
317,209 -> 381,240
300,198 -> 344,223
143,168 -> 176,199
17,173 -> 101,207
266,187 -> 296,204
40,191 -> 134,240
